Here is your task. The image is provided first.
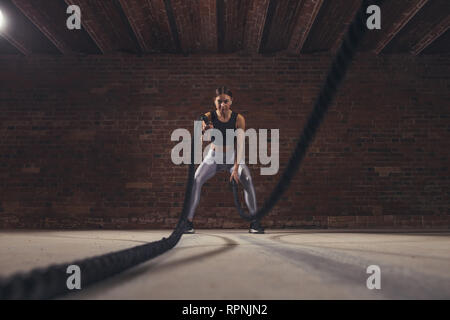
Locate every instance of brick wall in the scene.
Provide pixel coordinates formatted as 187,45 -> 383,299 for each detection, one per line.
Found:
0,52 -> 448,229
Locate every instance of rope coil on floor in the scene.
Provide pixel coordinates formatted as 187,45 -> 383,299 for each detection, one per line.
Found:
0,0 -> 380,299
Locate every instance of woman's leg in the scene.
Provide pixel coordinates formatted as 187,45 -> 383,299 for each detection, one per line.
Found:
231,164 -> 258,215
187,152 -> 218,221
231,164 -> 264,233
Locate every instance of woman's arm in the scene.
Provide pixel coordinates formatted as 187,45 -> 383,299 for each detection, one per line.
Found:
200,112 -> 213,144
202,112 -> 212,131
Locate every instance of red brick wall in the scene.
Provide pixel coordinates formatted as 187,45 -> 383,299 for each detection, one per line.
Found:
0,53 -> 448,229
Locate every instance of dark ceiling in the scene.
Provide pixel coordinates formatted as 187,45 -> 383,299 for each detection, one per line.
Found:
0,0 -> 448,56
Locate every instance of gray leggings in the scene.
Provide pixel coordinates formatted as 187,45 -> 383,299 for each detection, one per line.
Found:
187,148 -> 257,220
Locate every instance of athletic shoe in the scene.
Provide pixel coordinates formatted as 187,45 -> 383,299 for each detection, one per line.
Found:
249,220 -> 265,234
184,220 -> 195,234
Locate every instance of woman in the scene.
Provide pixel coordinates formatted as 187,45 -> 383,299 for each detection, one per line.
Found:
185,86 -> 264,234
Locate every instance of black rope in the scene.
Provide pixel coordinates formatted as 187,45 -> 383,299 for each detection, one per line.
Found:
0,140 -> 196,300
231,0 -> 379,221
0,0 -> 380,299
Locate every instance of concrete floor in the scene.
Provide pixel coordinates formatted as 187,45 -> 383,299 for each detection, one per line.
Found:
0,229 -> 449,299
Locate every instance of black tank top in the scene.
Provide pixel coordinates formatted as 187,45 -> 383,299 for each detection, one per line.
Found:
210,110 -> 238,146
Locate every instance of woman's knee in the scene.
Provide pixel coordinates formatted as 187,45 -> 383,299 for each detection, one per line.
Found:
239,165 -> 253,181
194,169 -> 212,188
193,175 -> 204,189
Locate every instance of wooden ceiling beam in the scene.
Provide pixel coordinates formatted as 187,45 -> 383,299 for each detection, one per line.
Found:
374,0 -> 429,54
0,31 -> 31,55
11,0 -> 71,54
287,0 -> 324,54
411,15 -> 449,55
64,0 -> 107,54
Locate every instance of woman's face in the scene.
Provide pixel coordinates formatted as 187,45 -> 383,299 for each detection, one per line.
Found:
214,94 -> 232,114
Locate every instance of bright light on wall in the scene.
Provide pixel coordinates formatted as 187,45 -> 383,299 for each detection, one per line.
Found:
0,10 -> 4,29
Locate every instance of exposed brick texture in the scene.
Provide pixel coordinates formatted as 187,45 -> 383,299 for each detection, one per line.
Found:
0,53 -> 448,229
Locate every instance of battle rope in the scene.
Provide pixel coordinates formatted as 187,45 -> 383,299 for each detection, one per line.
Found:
0,140 -> 196,300
231,1 -> 378,221
0,0 -> 379,299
